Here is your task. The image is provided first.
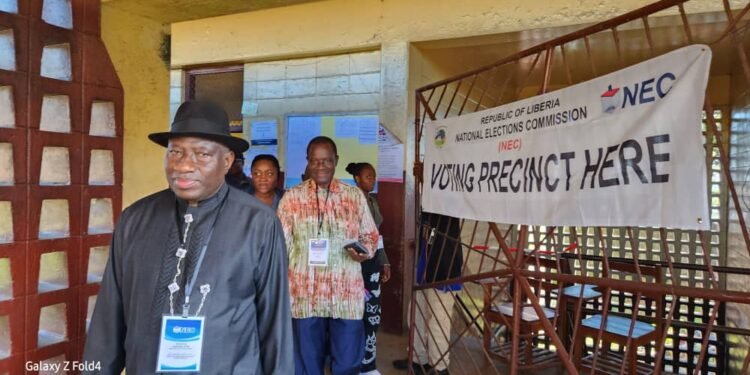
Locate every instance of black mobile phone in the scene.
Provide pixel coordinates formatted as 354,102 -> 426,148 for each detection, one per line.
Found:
344,241 -> 369,255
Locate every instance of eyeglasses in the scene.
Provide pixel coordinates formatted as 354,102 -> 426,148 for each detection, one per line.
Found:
307,158 -> 335,167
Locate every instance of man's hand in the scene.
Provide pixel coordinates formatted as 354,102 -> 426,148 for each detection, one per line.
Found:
381,265 -> 391,283
346,247 -> 370,263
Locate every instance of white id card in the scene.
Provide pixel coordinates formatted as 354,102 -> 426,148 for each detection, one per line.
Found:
309,238 -> 330,267
377,235 -> 384,250
156,316 -> 205,373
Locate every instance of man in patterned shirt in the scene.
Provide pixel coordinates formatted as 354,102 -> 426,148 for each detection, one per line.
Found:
278,136 -> 379,375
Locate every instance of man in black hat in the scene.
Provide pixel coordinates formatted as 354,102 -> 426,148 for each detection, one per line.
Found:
83,100 -> 293,374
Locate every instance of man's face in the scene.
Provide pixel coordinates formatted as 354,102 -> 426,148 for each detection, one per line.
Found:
306,143 -> 338,188
165,137 -> 233,204
228,157 -> 244,176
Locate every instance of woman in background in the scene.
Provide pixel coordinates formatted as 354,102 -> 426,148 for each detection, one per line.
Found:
250,154 -> 285,210
346,162 -> 390,375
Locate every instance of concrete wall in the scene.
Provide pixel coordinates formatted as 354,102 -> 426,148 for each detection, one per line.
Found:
101,5 -> 170,207
170,0 -> 743,67
240,50 -> 382,167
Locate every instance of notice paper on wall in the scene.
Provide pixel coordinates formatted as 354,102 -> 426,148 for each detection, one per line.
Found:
377,125 -> 404,183
243,119 -> 278,174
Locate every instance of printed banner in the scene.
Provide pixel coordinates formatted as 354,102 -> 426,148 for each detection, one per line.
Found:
422,45 -> 712,230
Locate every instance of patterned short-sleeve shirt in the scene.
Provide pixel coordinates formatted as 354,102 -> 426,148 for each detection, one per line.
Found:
278,179 -> 379,319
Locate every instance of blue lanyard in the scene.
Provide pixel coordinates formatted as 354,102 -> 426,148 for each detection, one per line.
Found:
175,188 -> 229,316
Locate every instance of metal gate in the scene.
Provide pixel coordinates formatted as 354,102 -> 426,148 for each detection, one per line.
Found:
410,1 -> 750,374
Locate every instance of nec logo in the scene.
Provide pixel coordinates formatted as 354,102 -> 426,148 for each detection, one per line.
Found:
601,72 -> 676,114
172,326 -> 197,334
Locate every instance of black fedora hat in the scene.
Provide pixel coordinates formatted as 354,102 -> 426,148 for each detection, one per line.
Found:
148,100 -> 249,154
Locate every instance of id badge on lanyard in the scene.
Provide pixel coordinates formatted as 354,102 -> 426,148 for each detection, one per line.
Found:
310,185 -> 331,267
156,316 -> 205,372
309,238 -> 330,267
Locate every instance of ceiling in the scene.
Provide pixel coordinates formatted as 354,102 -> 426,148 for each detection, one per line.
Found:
101,0 -> 324,24
416,10 -> 745,91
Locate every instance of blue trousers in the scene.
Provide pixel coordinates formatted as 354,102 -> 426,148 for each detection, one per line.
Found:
293,317 -> 365,375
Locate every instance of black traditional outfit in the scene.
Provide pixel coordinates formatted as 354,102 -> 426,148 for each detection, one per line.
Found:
83,183 -> 293,374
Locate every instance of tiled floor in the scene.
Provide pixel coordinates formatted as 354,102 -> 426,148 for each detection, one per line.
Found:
374,332 -> 565,375
376,332 -> 410,375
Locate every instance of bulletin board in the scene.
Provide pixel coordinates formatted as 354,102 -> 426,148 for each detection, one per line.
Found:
285,113 -> 379,188
241,117 -> 279,176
